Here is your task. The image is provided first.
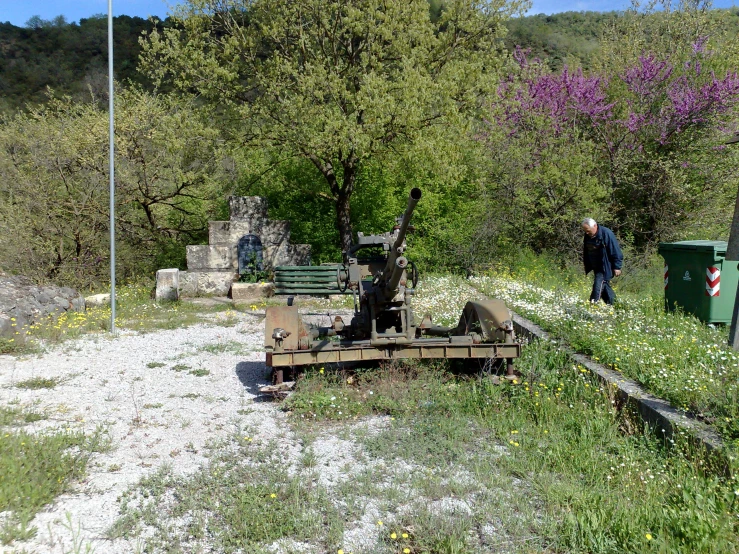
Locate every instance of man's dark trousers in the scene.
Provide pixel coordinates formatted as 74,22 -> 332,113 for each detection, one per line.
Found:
590,272 -> 615,305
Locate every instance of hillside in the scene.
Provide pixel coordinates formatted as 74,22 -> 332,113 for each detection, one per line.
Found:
4,8 -> 739,111
0,15 -> 160,111
503,10 -> 620,69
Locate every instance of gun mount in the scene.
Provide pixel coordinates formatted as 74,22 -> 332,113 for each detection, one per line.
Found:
264,188 -> 520,384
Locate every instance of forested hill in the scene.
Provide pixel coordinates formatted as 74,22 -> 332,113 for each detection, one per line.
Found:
505,8 -> 739,70
504,11 -> 620,70
0,9 -> 637,112
4,8 -> 739,112
0,15 -> 161,112
0,10 -> 612,111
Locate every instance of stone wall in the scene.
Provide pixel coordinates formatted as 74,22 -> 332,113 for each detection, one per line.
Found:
0,273 -> 85,339
180,196 -> 311,296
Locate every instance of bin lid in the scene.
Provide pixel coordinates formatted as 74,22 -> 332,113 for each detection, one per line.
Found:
658,240 -> 727,254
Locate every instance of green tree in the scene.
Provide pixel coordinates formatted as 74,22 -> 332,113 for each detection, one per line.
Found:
0,89 -> 227,287
141,0 -> 525,252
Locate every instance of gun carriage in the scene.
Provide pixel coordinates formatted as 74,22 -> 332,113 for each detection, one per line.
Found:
264,188 -> 520,384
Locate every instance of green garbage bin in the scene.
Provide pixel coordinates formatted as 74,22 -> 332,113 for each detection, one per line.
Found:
658,240 -> 738,324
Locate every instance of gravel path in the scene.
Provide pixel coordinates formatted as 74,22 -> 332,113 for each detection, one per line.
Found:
0,311 -> 282,553
0,308 -> 537,554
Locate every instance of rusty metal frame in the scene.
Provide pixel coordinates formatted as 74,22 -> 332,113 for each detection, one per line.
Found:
266,341 -> 521,367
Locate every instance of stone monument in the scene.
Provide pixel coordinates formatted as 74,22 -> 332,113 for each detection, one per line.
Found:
179,196 -> 311,296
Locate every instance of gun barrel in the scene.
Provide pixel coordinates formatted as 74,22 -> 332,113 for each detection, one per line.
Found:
393,187 -> 422,252
384,188 -> 421,277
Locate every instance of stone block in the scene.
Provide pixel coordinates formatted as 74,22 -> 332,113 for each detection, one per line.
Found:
179,271 -> 197,297
208,221 -> 230,245
0,314 -> 12,339
186,245 -> 236,271
85,293 -> 110,308
156,269 -> 180,302
185,270 -> 236,296
209,221 -> 266,245
261,220 -> 290,245
70,296 -> 86,311
53,296 -> 72,310
228,196 -> 268,221
263,243 -> 291,270
231,282 -> 274,303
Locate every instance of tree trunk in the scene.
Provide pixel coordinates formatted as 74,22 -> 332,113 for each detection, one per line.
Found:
335,190 -> 353,254
335,159 -> 358,254
307,154 -> 357,254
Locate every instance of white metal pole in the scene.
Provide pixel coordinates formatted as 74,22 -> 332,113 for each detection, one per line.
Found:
108,0 -> 116,335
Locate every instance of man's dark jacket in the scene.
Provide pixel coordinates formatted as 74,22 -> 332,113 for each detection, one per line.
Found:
583,225 -> 623,281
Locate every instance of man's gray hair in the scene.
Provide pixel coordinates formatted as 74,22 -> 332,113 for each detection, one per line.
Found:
581,218 -> 597,228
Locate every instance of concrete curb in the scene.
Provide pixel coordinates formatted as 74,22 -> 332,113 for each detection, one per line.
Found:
511,311 -> 728,459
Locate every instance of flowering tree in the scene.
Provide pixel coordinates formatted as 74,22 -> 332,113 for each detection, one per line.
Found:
485,34 -> 739,251
478,52 -> 611,255
0,89 -> 225,287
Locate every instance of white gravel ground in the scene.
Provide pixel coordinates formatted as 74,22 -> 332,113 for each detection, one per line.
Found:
0,307 -> 533,554
0,311 -> 280,553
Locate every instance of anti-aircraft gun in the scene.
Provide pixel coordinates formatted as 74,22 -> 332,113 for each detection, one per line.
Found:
264,188 -> 520,384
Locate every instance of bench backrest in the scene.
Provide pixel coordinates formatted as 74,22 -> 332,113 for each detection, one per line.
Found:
273,265 -> 349,295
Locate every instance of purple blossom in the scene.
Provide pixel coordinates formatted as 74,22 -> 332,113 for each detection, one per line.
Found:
504,65 -> 613,132
692,35 -> 708,54
624,112 -> 652,133
513,46 -> 529,68
494,45 -> 739,152
622,55 -> 672,99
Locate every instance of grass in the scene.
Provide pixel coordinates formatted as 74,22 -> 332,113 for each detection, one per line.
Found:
457,255 -> 739,445
1,280 -> 348,357
0,337 -> 22,355
6,280 -> 235,353
188,368 -> 210,377
285,344 -> 739,554
14,376 -> 60,390
108,438 -> 344,553
111,339 -> 739,552
407,251 -> 739,446
198,340 -> 245,355
97,288 -> 739,554
0,405 -> 47,426
0,428 -> 107,544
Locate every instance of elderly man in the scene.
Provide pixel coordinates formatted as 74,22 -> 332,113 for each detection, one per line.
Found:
582,218 -> 623,305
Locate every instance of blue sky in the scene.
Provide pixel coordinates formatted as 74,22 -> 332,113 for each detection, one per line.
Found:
1,0 -> 738,27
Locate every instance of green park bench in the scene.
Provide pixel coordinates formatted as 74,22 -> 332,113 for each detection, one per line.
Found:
273,265 -> 350,296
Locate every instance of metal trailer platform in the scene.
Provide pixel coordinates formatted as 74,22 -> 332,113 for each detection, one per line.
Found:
266,339 -> 521,367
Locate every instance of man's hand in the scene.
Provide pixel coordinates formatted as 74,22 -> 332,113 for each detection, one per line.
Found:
614,269 -> 622,277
